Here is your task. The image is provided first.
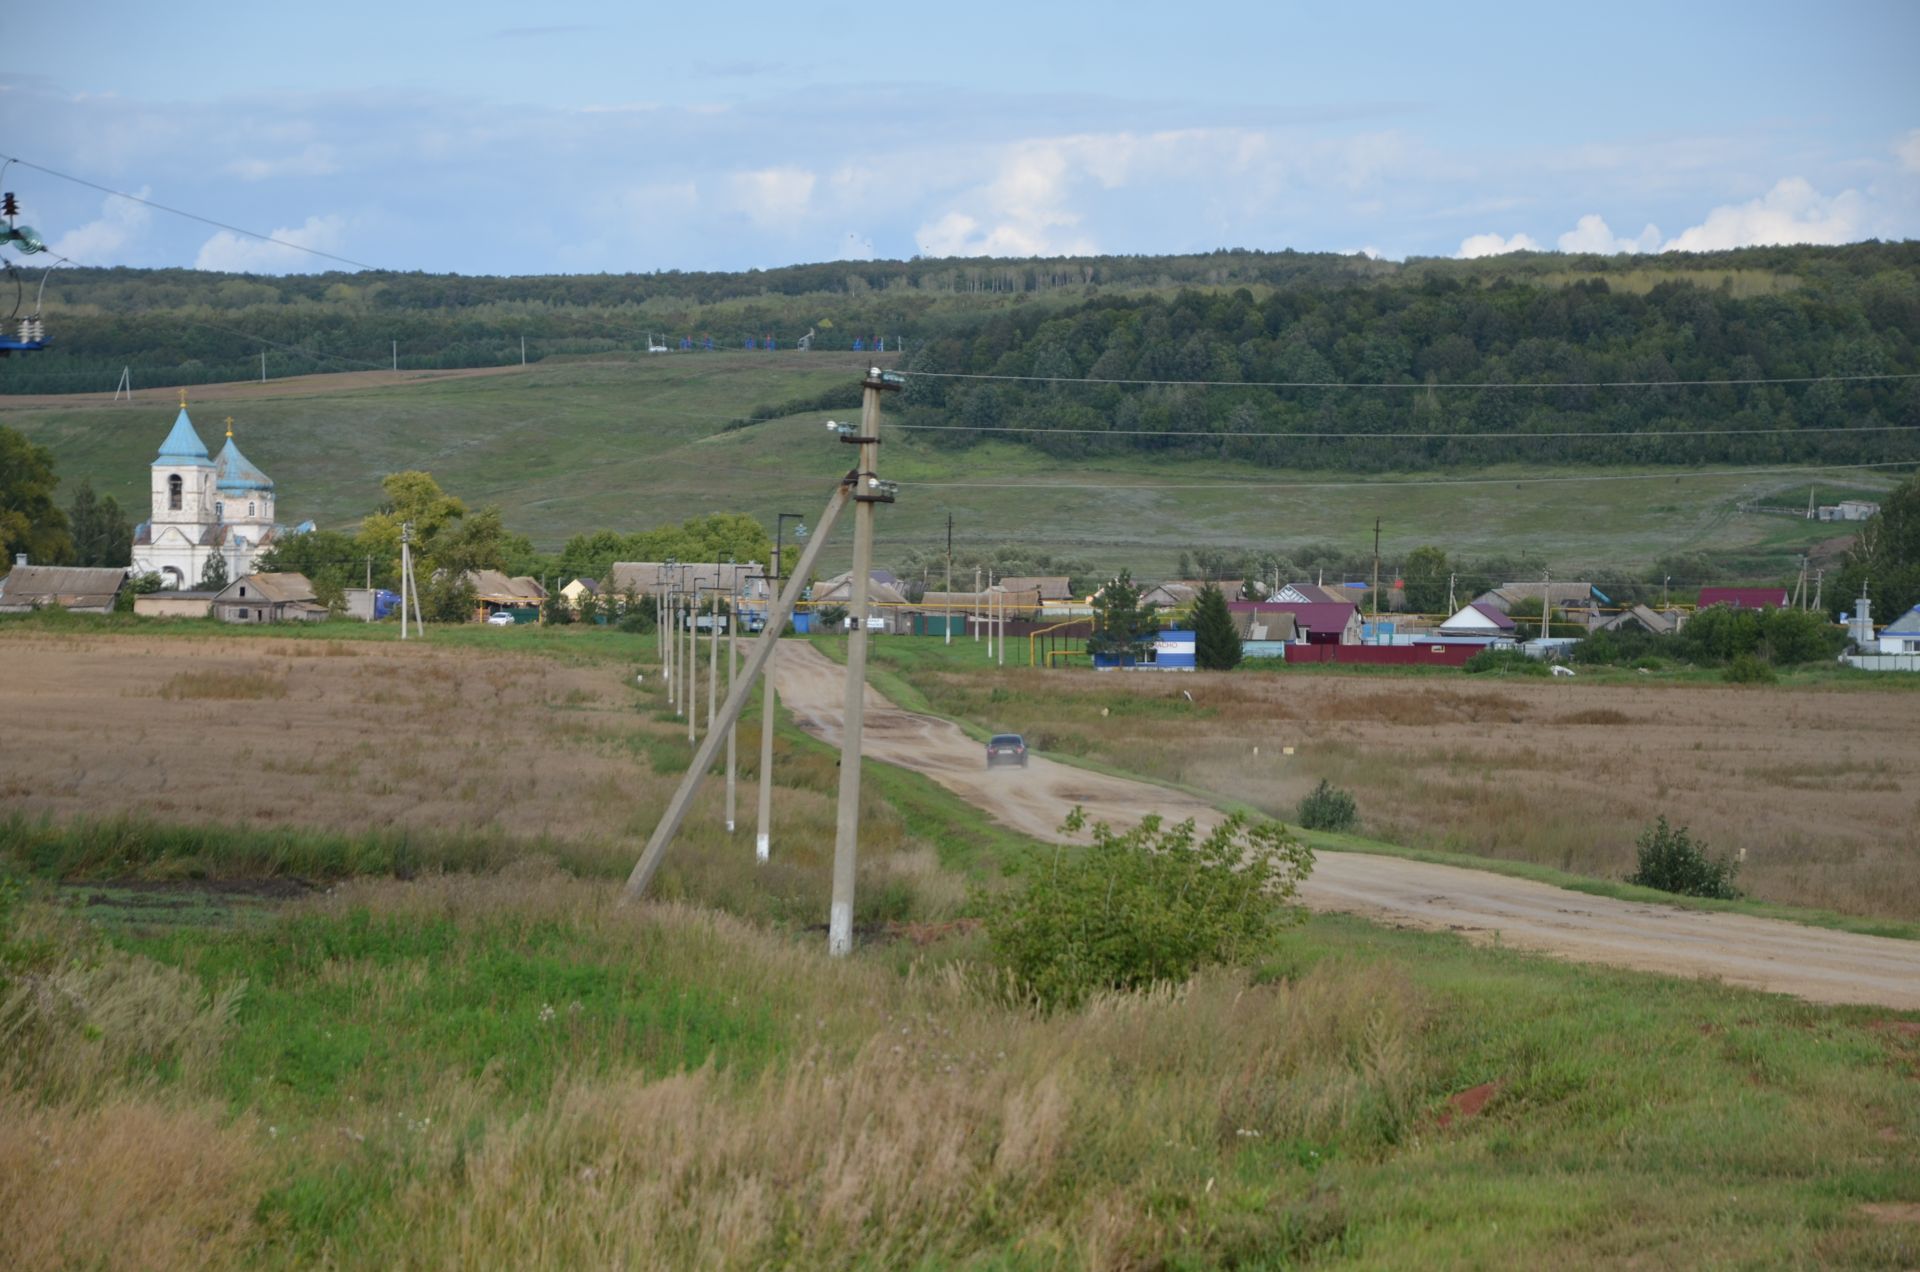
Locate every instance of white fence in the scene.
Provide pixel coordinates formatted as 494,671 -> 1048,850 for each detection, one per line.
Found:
1842,653 -> 1920,673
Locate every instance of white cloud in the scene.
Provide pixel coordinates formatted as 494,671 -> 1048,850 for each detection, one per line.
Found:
225,144 -> 340,181
1456,231 -> 1541,258
194,213 -> 347,273
1659,178 -> 1866,252
50,189 -> 152,262
1897,129 -> 1920,174
1556,213 -> 1661,255
727,166 -> 815,228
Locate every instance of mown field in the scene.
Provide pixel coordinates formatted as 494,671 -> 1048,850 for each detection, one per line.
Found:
0,355 -> 1881,577
3,618 -> 1917,1266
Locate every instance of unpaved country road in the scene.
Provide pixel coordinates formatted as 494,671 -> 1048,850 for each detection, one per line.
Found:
772,643 -> 1920,1010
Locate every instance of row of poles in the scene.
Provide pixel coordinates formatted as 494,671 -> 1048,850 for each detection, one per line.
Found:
625,368 -> 901,956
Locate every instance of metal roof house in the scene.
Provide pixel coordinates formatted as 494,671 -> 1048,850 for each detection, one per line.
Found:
1229,598 -> 1361,645
1879,604 -> 1920,654
0,562 -> 129,613
1438,601 -> 1518,639
211,572 -> 328,623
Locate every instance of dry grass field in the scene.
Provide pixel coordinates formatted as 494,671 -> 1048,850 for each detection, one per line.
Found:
861,643 -> 1920,922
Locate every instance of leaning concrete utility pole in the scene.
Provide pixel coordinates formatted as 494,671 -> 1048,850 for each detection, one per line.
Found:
625,484 -> 850,900
399,522 -> 413,640
944,513 -> 953,646
686,578 -> 699,745
725,573 -> 739,835
829,369 -> 901,956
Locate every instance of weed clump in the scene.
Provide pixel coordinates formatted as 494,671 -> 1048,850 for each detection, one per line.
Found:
1464,648 -> 1547,676
1722,654 -> 1776,685
1626,816 -> 1741,900
1296,780 -> 1359,833
980,809 -> 1312,1010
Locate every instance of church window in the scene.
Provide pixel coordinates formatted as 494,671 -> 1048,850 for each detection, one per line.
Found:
168,474 -> 182,510
248,501 -> 256,517
215,501 -> 224,520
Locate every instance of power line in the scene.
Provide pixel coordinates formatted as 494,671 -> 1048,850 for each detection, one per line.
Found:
0,152 -> 382,272
891,422 -> 1920,441
897,369 -> 1920,390
914,460 -> 1919,492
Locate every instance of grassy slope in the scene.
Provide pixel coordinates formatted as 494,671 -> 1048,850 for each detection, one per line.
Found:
0,355 -> 1881,575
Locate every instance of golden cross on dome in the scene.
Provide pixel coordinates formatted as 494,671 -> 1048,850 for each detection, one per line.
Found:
226,417 -> 234,438
179,388 -> 188,410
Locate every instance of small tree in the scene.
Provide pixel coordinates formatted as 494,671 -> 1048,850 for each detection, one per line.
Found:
1089,569 -> 1158,663
543,589 -> 574,626
1296,780 -> 1358,832
198,552 -> 229,592
1191,582 -> 1243,670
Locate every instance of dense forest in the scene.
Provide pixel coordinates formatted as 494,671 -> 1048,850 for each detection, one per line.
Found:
6,242 -> 1919,474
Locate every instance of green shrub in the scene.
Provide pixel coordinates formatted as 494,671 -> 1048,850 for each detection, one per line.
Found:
1296,780 -> 1358,833
1626,816 -> 1740,899
1723,654 -> 1776,684
1758,607 -> 1844,665
980,809 -> 1313,1009
1464,648 -> 1547,676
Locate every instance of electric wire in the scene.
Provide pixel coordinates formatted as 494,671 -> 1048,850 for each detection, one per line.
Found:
0,152 -> 383,272
898,369 -> 1920,389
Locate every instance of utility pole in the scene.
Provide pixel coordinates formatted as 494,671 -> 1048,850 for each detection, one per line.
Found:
686,575 -> 698,746
260,351 -> 267,383
707,587 -> 721,805
1371,516 -> 1381,644
392,339 -> 397,373
1812,568 -> 1824,614
399,523 -> 413,639
1539,569 -> 1551,642
945,513 -> 953,646
1446,572 -> 1456,616
974,566 -> 981,642
998,583 -> 1006,667
627,483 -> 852,901
828,368 -> 901,957
985,569 -> 995,660
521,335 -> 527,366
725,573 -> 740,834
364,555 -> 371,592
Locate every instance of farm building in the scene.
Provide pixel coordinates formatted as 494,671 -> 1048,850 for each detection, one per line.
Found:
1233,607 -> 1299,659
1590,604 -> 1685,636
0,563 -> 128,614
560,577 -> 600,611
211,573 -> 328,623
1697,586 -> 1789,610
134,590 -> 218,619
462,570 -> 548,619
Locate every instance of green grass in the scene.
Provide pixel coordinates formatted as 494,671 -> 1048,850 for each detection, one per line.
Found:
2,354 -> 1896,576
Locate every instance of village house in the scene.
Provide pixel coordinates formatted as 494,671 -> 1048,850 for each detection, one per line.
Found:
134,589 -> 220,619
1230,597 -> 1361,645
1438,601 -> 1518,640
211,572 -> 328,623
1589,604 -> 1686,637
462,570 -> 548,619
1232,607 -> 1299,659
1876,603 -> 1920,654
559,577 -> 600,612
0,561 -> 128,613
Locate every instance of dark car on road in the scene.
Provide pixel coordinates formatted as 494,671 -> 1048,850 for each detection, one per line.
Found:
985,733 -> 1029,769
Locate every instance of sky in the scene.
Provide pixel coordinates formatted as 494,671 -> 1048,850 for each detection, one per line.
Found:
6,0 -> 1918,275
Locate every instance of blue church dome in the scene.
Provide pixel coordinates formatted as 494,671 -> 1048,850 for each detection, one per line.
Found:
214,433 -> 273,494
155,408 -> 212,465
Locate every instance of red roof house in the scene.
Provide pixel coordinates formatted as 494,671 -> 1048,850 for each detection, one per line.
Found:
1697,587 -> 1789,610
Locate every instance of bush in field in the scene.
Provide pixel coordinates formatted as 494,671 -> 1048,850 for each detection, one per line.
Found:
1464,647 -> 1547,676
981,809 -> 1313,1009
1677,603 -> 1763,663
1758,607 -> 1843,665
1723,653 -> 1776,684
1296,780 -> 1358,833
1626,816 -> 1740,899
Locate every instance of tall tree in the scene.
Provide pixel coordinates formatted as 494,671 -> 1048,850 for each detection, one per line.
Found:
1834,472 -> 1920,623
1401,545 -> 1451,615
65,479 -> 133,568
199,552 -> 229,592
0,426 -> 71,567
1192,583 -> 1243,670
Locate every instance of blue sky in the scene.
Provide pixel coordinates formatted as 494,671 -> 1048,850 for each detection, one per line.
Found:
9,0 -> 1917,274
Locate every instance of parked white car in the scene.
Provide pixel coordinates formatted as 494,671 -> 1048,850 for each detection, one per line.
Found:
486,611 -> 517,627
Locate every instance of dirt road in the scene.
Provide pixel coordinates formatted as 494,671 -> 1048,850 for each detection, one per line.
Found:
772,643 -> 1920,1010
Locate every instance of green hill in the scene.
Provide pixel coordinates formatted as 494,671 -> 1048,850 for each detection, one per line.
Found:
0,353 -> 1885,583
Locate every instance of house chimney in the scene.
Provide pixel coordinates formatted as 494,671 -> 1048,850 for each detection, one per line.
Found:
1849,589 -> 1874,649
12,553 -> 25,567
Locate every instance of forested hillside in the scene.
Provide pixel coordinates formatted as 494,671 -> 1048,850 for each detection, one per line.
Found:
12,243 -> 1920,474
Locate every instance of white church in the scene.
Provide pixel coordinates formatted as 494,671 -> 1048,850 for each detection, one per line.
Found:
130,395 -> 313,588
